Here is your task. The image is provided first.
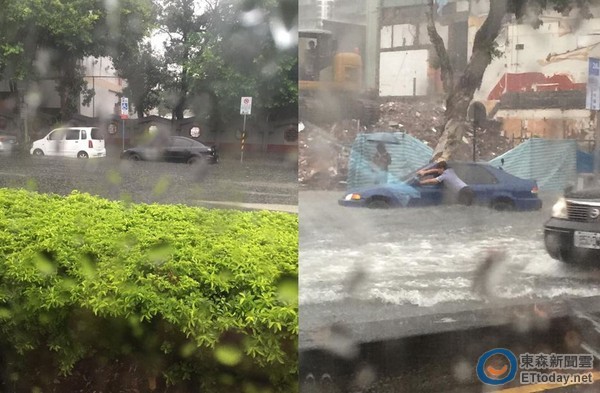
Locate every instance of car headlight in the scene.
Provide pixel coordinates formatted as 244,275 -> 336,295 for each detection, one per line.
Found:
551,197 -> 567,219
344,193 -> 361,201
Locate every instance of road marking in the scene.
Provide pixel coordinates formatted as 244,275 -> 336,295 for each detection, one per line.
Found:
498,371 -> 600,393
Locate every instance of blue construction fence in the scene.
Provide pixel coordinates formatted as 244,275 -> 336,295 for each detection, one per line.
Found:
347,134 -> 594,192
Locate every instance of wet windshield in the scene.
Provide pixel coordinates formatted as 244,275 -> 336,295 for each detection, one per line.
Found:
0,1 -> 298,391
300,0 -> 600,392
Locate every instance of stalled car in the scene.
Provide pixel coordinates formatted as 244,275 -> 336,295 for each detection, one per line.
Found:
121,136 -> 218,164
0,134 -> 18,155
30,127 -> 106,158
544,188 -> 600,264
339,161 -> 542,211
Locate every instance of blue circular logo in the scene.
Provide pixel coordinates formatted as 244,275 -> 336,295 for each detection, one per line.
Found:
476,348 -> 518,385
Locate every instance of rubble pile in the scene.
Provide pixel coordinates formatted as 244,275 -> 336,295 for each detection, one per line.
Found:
376,100 -> 446,148
299,100 -> 513,189
299,120 -> 366,189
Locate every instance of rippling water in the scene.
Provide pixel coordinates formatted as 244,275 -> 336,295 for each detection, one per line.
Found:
300,191 -> 600,307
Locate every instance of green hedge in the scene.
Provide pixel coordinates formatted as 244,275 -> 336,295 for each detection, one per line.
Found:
0,188 -> 298,392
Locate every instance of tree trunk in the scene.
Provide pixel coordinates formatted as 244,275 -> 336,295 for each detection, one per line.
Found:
136,101 -> 145,119
429,0 -> 508,161
57,57 -> 79,122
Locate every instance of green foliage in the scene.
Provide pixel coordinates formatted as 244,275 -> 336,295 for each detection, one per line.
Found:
114,42 -> 163,118
0,188 -> 298,391
0,0 -> 155,121
185,0 -> 298,125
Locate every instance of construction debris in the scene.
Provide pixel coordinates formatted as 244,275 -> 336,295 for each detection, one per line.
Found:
299,100 -> 513,189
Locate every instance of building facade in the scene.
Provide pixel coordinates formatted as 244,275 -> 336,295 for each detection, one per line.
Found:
378,0 -> 600,141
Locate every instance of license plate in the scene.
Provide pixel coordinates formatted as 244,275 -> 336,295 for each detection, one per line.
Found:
574,231 -> 600,249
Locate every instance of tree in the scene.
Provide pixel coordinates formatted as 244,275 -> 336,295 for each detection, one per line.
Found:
0,0 -> 155,121
427,0 -> 593,161
185,0 -> 298,129
157,0 -> 209,120
113,42 -> 163,118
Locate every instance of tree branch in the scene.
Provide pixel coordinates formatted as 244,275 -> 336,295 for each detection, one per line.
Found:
461,0 -> 507,92
426,0 -> 454,95
445,0 -> 507,119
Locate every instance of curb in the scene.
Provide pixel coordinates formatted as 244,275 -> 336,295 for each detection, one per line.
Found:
195,200 -> 298,213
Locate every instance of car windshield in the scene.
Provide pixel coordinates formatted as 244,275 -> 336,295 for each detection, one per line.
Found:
190,139 -> 207,148
299,1 -> 600,392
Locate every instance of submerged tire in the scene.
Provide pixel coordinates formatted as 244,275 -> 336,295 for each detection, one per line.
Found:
492,199 -> 514,211
368,198 -> 390,209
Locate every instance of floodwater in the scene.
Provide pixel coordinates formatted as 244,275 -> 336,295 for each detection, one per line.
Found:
300,190 -> 600,308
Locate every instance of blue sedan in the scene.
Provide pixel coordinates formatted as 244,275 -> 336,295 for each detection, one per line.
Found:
339,162 -> 542,211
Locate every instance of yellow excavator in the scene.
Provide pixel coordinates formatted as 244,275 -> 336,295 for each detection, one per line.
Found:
299,29 -> 378,125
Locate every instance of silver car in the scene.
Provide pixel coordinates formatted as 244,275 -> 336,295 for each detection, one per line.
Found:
0,134 -> 18,155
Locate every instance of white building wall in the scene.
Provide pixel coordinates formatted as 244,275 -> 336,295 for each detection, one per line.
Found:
80,57 -> 124,118
379,22 -> 447,97
379,50 -> 429,96
472,3 -> 600,104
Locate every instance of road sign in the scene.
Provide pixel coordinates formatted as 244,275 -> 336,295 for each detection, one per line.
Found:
121,97 -> 129,119
240,97 -> 252,115
586,58 -> 600,110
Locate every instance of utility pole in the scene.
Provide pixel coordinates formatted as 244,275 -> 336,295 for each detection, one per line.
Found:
594,110 -> 600,187
365,0 -> 380,92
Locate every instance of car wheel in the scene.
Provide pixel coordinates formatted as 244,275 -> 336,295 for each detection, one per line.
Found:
32,149 -> 44,156
492,199 -> 514,211
368,198 -> 390,209
77,151 -> 89,159
128,153 -> 141,161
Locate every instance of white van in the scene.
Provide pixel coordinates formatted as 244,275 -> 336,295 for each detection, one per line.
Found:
30,127 -> 106,158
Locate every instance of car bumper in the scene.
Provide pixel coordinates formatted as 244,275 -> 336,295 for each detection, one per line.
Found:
338,198 -> 368,207
516,197 -> 543,211
91,149 -> 106,158
544,217 -> 600,264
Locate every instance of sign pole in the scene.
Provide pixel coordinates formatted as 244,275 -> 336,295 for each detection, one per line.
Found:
241,114 -> 247,163
120,96 -> 129,151
473,126 -> 477,162
122,119 -> 125,151
239,96 -> 252,163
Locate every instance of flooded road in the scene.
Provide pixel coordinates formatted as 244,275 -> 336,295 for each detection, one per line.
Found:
300,190 -> 600,344
0,155 -> 298,206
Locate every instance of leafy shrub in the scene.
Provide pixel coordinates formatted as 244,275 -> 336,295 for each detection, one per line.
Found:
0,188 -> 298,392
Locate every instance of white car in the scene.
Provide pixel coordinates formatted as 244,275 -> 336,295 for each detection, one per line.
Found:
30,127 -> 106,158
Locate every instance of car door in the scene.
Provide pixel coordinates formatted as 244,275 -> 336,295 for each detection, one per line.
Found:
414,182 -> 444,205
164,137 -> 191,162
89,128 -> 106,155
63,129 -> 81,157
46,129 -> 67,156
453,164 -> 500,205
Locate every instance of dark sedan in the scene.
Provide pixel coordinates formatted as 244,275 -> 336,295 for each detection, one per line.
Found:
544,187 -> 600,264
121,136 -> 218,164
